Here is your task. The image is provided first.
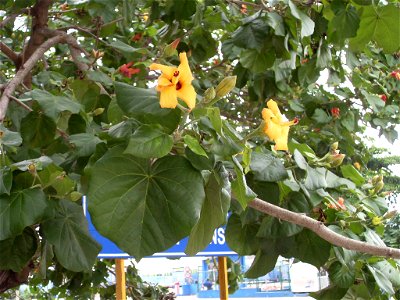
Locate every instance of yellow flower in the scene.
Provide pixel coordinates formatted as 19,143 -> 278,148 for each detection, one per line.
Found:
149,52 -> 196,110
261,99 -> 298,151
372,216 -> 382,226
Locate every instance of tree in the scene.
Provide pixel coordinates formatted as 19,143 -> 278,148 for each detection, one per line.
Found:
1,0 -> 400,298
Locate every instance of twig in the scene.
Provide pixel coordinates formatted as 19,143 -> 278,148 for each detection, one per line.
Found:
0,34 -> 66,122
0,9 -> 30,28
0,42 -> 19,64
248,197 -> 400,259
9,95 -> 33,112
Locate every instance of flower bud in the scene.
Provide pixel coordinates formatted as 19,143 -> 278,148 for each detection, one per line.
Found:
0,130 -> 4,139
93,108 -> 105,116
330,142 -> 339,152
163,38 -> 181,57
69,191 -> 83,202
215,76 -> 237,98
353,162 -> 361,170
383,210 -> 397,220
329,153 -> 345,167
374,180 -> 384,194
203,87 -> 216,102
372,175 -> 380,185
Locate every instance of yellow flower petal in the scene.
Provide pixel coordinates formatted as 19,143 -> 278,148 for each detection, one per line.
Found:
267,99 -> 283,121
177,83 -> 196,109
157,75 -> 173,88
159,86 -> 178,108
177,52 -> 194,84
150,63 -> 176,79
274,126 -> 290,151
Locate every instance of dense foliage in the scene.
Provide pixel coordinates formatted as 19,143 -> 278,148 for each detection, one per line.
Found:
1,0 -> 400,299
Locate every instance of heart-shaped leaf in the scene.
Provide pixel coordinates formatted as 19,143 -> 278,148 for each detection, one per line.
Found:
87,146 -> 205,259
0,188 -> 47,240
42,199 -> 101,272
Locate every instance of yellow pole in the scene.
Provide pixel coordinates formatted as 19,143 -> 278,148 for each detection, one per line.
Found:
218,256 -> 229,300
115,259 -> 126,300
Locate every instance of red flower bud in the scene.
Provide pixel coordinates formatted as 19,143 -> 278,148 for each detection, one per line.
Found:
380,94 -> 387,102
331,107 -> 340,118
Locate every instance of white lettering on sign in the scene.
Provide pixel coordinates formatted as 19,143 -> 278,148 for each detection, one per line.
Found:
211,228 -> 226,245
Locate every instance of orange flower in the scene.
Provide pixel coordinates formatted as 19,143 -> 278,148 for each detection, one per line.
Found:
149,52 -> 196,109
119,62 -> 140,78
328,197 -> 346,210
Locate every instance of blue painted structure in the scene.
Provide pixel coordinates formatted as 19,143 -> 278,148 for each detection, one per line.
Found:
83,197 -> 236,258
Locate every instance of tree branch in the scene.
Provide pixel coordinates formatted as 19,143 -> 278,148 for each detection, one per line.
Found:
39,28 -> 90,72
248,197 -> 400,259
0,42 -> 19,64
0,9 -> 30,29
0,34 -> 65,122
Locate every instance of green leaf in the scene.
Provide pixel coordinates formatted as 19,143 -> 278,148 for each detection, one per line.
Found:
0,227 -> 37,272
38,164 -> 75,197
108,39 -> 145,55
231,156 -> 257,209
42,199 -> 101,272
341,111 -> 355,131
329,261 -> 355,288
124,125 -> 173,158
288,0 -> 315,37
293,149 -> 308,170
257,215 -> 302,238
185,147 -> 214,171
231,19 -> 269,50
70,79 -> 100,112
87,146 -> 205,259
350,5 -> 400,53
293,229 -> 331,267
309,285 -> 348,300
69,133 -> 102,157
0,188 -> 47,240
167,0 -> 197,21
367,264 -> 395,295
249,152 -> 288,182
340,165 -> 364,186
316,41 -> 332,68
0,124 -> 22,146
185,168 -> 230,255
328,5 -> 360,45
20,111 -> 56,148
245,244 -> 279,278
30,90 -> 81,120
362,91 -> 385,112
266,12 -> 285,36
240,49 -> 275,73
225,213 -> 260,255
372,260 -> 400,289
114,82 -> 181,133
184,135 -> 208,158
305,167 -> 328,190
0,167 -> 12,195
312,108 -> 332,124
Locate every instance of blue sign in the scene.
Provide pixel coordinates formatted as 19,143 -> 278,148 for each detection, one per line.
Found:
83,198 -> 236,258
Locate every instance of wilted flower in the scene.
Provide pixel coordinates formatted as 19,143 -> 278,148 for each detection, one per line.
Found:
119,62 -> 140,78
